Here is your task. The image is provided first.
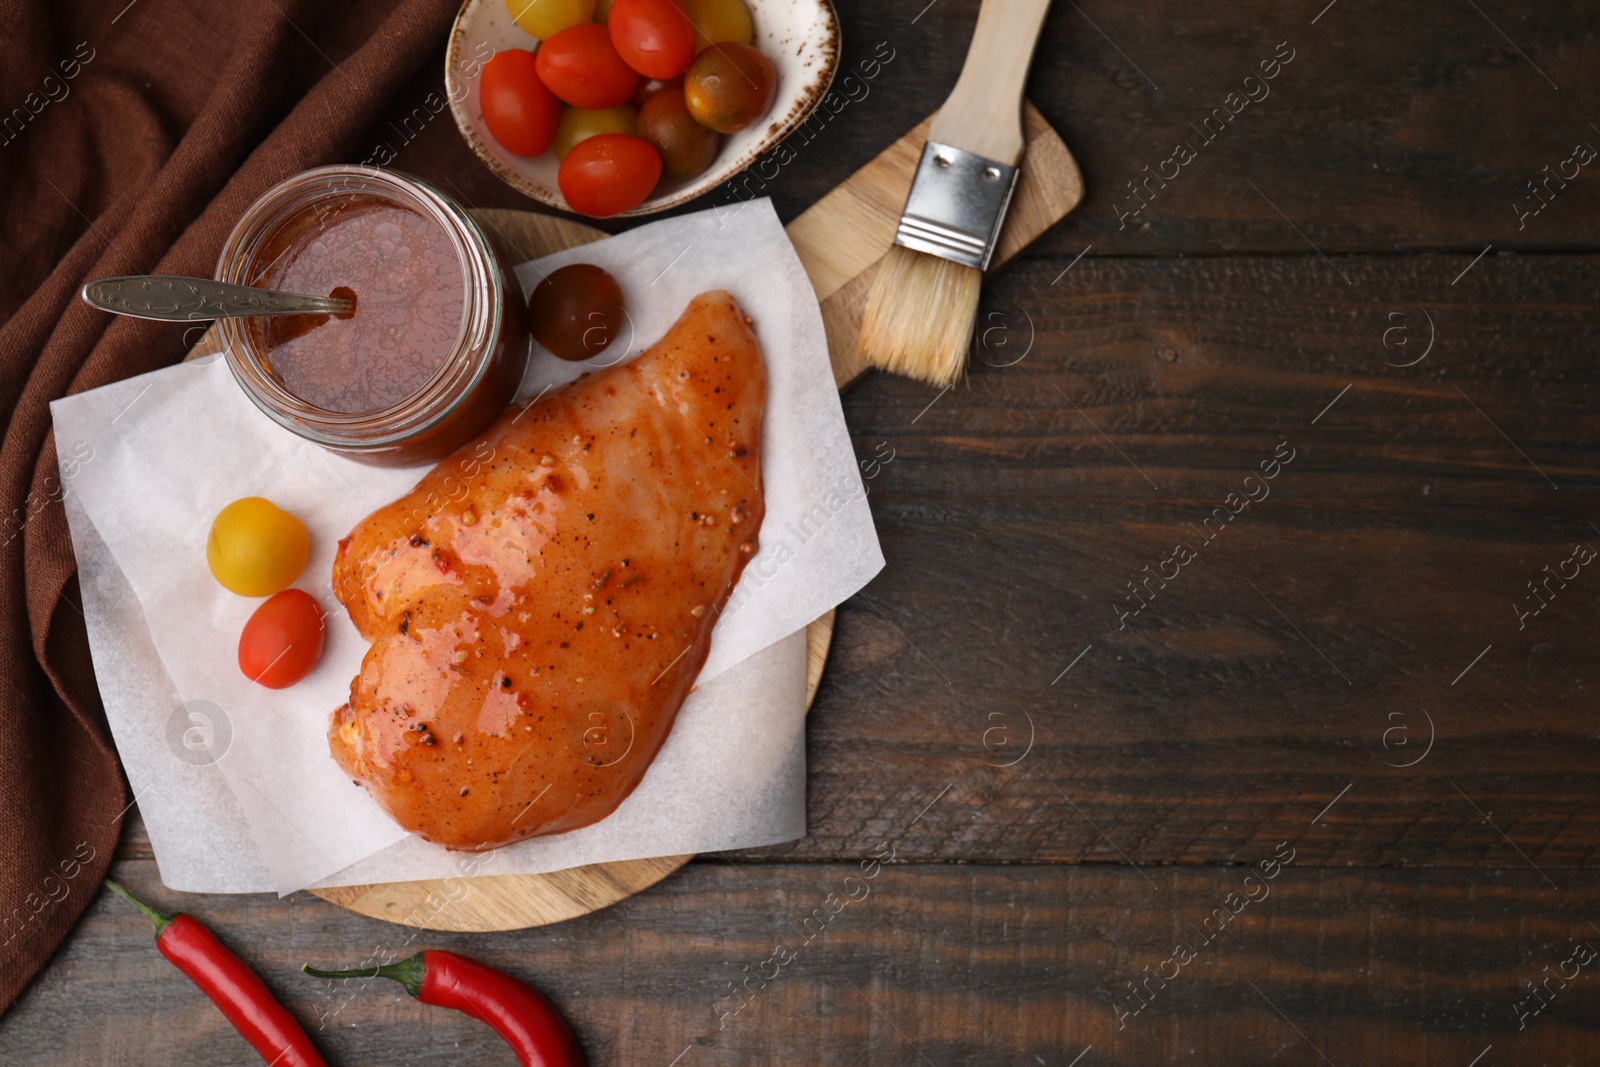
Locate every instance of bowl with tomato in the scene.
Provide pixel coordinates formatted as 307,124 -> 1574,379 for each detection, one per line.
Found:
445,0 -> 839,218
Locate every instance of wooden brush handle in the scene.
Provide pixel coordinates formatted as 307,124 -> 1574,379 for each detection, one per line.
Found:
928,0 -> 1051,165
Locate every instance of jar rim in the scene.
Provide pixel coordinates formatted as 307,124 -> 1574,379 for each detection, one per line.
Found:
215,165 -> 506,452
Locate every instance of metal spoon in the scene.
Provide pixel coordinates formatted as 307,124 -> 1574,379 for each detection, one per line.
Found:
81,276 -> 353,321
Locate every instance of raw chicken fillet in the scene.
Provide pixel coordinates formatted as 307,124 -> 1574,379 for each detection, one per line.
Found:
328,291 -> 766,849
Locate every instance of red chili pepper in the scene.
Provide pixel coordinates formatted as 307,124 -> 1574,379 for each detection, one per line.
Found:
303,949 -> 585,1067
104,880 -> 327,1067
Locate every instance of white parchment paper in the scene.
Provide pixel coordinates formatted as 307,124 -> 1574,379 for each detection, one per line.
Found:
51,198 -> 881,895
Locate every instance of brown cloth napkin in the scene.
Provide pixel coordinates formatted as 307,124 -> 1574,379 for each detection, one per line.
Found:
0,0 -> 533,1013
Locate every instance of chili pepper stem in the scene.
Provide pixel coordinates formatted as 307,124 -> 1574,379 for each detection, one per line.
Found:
103,879 -> 175,938
302,952 -> 427,999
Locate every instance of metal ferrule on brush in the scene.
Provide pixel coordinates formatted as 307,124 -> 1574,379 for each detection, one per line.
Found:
893,141 -> 1019,271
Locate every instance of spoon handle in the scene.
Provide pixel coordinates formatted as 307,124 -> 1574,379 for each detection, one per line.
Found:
81,276 -> 351,321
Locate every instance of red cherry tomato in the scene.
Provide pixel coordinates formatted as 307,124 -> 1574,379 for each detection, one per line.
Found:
238,590 -> 326,689
479,49 -> 563,156
534,23 -> 640,110
608,0 -> 697,79
557,133 -> 663,217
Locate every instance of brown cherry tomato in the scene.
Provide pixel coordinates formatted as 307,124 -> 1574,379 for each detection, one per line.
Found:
529,264 -> 627,361
238,589 -> 325,689
534,22 -> 640,110
636,88 -> 719,181
683,42 -> 775,133
557,133 -> 663,217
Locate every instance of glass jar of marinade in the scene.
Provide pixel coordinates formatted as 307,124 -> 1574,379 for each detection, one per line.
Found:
216,166 -> 527,467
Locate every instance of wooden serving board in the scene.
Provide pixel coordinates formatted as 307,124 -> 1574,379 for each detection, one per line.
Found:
188,101 -> 1080,932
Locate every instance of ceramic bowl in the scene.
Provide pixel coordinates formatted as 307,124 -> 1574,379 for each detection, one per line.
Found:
445,0 -> 840,217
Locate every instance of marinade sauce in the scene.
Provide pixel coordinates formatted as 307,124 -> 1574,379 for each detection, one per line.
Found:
253,198 -> 465,413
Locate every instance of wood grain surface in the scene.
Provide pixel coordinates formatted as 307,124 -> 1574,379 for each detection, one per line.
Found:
8,0 -> 1600,1064
11,857 -> 1600,1066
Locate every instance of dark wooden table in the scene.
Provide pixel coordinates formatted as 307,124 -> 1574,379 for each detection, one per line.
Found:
6,1 -> 1600,1063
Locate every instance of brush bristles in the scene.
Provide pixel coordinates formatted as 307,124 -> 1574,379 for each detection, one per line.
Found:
857,245 -> 981,389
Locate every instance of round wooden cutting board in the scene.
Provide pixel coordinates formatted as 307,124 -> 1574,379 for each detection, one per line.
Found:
189,209 -> 836,931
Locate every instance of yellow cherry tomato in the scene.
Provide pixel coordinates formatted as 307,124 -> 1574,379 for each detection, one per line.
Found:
554,103 -> 638,161
683,0 -> 752,52
206,497 -> 310,597
595,0 -> 615,21
504,0 -> 596,41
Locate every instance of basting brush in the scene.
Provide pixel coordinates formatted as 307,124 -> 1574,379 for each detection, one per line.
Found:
857,0 -> 1052,388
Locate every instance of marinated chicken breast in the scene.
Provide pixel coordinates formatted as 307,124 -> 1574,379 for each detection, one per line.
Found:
329,291 -> 765,849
